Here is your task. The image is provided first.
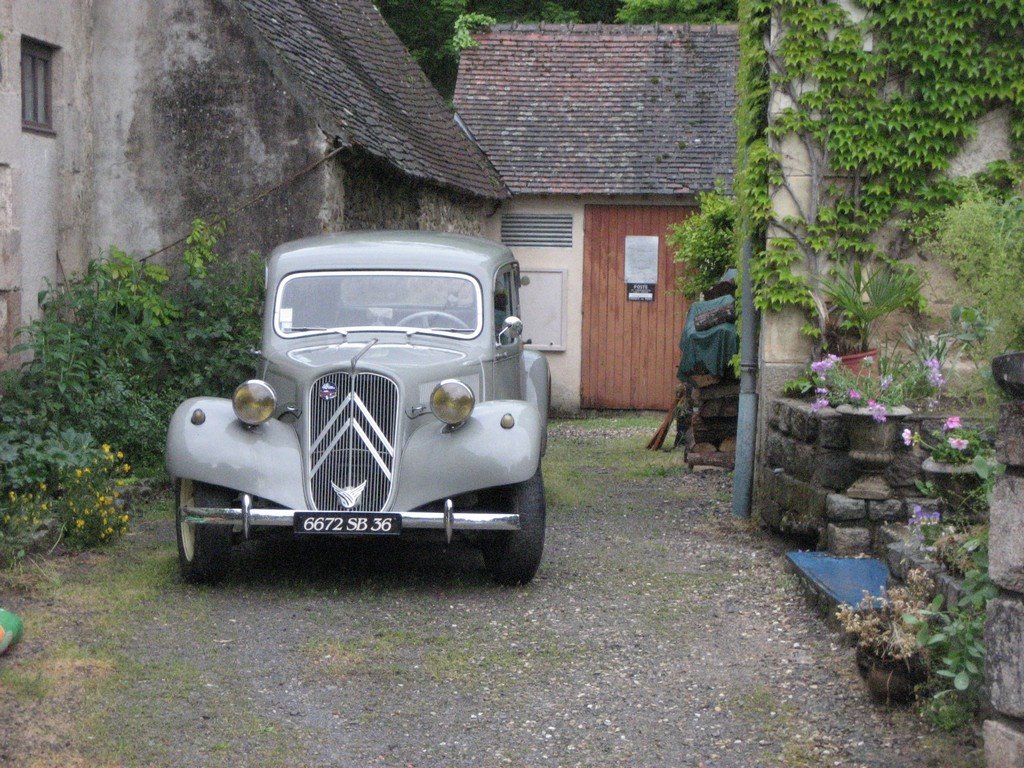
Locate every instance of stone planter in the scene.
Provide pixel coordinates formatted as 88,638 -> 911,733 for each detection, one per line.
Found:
992,351 -> 1024,399
855,648 -> 926,706
838,405 -> 912,500
922,457 -> 985,523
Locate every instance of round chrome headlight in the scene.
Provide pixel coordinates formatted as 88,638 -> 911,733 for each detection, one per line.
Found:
430,379 -> 475,426
232,380 -> 276,425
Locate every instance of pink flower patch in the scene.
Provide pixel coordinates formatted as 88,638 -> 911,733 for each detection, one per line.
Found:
902,428 -> 914,447
848,389 -> 862,401
948,437 -> 969,451
944,416 -> 962,431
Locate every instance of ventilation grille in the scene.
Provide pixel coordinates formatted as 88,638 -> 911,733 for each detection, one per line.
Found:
500,214 -> 573,248
308,372 -> 398,512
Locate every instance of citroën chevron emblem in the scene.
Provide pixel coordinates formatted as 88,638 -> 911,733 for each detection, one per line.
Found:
331,480 -> 367,509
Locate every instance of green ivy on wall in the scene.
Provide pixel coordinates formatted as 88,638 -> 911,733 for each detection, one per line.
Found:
736,0 -> 1024,325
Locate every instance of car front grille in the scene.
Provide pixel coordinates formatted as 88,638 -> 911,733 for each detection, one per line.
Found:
308,371 -> 399,512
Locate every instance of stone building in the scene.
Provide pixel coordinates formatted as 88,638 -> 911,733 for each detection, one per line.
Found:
455,24 -> 739,412
0,0 -> 505,366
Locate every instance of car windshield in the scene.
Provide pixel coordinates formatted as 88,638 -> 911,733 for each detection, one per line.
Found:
275,270 -> 482,338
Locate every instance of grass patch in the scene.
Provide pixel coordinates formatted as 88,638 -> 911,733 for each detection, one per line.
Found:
0,667 -> 51,699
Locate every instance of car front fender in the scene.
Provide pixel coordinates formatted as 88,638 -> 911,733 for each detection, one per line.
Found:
165,397 -> 306,510
392,400 -> 542,511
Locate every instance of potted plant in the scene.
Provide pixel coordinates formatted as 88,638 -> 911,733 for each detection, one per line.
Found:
808,353 -> 914,498
836,568 -> 933,705
819,260 -> 922,372
904,417 -> 992,524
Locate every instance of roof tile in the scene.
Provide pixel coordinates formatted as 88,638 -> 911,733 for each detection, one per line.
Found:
233,0 -> 505,199
454,23 -> 739,196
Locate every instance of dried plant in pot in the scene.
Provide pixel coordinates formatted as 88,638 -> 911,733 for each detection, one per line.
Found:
836,569 -> 933,706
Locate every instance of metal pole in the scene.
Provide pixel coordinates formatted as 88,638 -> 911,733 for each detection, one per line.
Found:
732,239 -> 760,518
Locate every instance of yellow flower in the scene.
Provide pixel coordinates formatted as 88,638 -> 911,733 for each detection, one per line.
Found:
120,515 -> 129,523
122,464 -> 131,473
75,469 -> 83,478
76,519 -> 85,529
7,491 -> 15,502
116,451 -> 124,459
39,482 -> 47,492
102,444 -> 111,453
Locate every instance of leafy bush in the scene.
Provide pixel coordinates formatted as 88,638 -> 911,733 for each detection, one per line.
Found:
668,190 -> 737,299
929,186 -> 1024,357
0,219 -> 262,562
1,219 -> 263,468
906,528 -> 997,732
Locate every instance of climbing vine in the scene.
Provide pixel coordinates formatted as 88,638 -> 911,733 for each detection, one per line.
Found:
737,0 -> 1024,326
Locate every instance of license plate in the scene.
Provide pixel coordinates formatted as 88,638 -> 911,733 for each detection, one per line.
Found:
294,512 -> 402,536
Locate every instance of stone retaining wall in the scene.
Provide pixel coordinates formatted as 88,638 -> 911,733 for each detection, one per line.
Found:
757,398 -> 954,555
985,402 -> 1024,768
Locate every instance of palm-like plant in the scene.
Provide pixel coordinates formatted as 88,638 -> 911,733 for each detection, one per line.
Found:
821,260 -> 922,353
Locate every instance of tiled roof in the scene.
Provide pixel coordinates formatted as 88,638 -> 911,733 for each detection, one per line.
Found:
454,23 -> 739,196
232,0 -> 505,199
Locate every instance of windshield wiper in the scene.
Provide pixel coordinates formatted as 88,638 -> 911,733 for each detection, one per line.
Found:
289,326 -> 349,339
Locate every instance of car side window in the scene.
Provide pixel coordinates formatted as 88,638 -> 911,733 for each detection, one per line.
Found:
494,267 -> 519,341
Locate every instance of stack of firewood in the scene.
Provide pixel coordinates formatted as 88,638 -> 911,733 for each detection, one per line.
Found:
675,374 -> 738,468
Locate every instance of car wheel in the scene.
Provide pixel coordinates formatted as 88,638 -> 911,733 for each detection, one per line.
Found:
483,467 -> 545,586
175,479 -> 234,585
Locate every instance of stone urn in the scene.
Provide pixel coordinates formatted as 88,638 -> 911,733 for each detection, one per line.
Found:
992,351 -> 1024,399
837,404 -> 912,499
922,457 -> 985,523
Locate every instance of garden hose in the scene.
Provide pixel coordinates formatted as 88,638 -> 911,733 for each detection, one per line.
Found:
0,608 -> 23,654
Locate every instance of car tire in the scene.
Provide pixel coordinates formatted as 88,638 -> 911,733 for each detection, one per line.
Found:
483,467 -> 545,586
175,479 -> 234,585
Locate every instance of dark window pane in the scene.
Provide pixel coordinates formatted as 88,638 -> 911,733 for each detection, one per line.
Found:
34,58 -> 47,124
21,53 -> 34,123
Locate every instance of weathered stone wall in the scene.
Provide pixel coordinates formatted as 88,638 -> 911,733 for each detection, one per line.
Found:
330,151 -> 491,236
759,398 -> 951,555
985,401 -> 1024,768
92,0 -> 330,265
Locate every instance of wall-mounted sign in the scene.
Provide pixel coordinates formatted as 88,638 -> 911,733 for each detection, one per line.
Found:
627,282 -> 655,302
624,236 -> 659,285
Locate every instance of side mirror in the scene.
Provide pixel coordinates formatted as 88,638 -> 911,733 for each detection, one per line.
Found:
498,315 -> 524,344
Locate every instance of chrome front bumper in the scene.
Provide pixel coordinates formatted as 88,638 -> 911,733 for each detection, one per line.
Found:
182,495 -> 519,542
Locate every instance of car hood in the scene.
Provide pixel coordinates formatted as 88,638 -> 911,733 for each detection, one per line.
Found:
285,341 -> 476,376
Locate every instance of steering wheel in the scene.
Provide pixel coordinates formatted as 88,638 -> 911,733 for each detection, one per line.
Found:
397,310 -> 469,330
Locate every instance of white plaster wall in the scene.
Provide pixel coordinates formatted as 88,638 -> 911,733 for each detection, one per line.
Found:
483,196 -> 586,413
4,0 -> 93,326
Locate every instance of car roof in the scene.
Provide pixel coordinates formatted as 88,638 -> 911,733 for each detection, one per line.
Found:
266,231 -> 514,285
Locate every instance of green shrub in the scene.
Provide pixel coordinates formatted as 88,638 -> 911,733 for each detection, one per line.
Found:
668,190 -> 737,299
929,187 -> 1024,357
0,219 -> 262,561
1,219 -> 263,469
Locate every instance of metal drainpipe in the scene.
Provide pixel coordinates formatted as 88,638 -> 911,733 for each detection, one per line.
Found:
732,239 -> 760,518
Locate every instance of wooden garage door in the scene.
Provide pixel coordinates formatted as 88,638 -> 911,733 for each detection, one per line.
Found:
582,205 -> 695,410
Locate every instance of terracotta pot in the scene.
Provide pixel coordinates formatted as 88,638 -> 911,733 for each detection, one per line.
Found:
855,648 -> 926,705
922,457 -> 985,523
840,349 -> 879,376
837,404 -> 912,499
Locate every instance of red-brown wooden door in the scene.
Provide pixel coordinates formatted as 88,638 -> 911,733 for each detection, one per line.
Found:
582,205 -> 695,410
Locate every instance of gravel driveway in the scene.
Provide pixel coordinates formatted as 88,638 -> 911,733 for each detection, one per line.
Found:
1,418 -> 980,767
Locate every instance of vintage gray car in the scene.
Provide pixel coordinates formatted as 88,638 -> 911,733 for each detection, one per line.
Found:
166,232 -> 549,585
